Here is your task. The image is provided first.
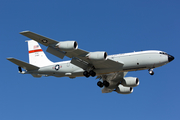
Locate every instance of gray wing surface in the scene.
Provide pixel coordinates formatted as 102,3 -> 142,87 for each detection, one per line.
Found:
20,31 -> 89,59
99,72 -> 128,93
20,31 -> 123,72
20,31 -> 58,46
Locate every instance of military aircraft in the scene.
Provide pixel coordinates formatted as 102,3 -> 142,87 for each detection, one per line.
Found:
7,31 -> 174,94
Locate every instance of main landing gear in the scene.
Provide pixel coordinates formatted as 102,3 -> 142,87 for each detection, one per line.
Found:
83,70 -> 96,77
97,80 -> 109,88
83,67 -> 109,88
149,69 -> 154,75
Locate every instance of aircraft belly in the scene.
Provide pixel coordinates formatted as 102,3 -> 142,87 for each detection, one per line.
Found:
35,63 -> 84,77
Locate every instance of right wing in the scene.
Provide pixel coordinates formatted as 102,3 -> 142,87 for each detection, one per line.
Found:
20,31 -> 88,59
20,31 -> 124,73
20,31 -> 58,46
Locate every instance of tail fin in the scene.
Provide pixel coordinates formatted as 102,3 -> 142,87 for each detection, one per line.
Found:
27,40 -> 53,67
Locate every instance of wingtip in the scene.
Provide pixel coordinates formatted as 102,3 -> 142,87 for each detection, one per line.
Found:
6,57 -> 13,60
6,57 -> 15,61
19,30 -> 30,34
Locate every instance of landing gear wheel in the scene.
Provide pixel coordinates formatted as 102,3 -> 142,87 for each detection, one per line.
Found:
149,70 -> 154,75
83,71 -> 90,78
97,81 -> 103,88
103,81 -> 109,87
89,70 -> 96,77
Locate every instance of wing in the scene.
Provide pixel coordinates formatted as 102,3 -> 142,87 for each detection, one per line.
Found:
20,31 -> 123,73
20,31 -> 89,59
20,31 -> 58,46
99,72 -> 128,93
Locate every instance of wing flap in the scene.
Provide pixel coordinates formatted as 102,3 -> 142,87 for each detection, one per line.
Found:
7,58 -> 39,71
70,57 -> 88,70
93,59 -> 124,70
66,49 -> 89,58
46,46 -> 66,59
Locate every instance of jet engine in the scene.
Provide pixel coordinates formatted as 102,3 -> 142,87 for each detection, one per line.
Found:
115,84 -> 133,94
87,52 -> 107,60
121,77 -> 139,87
56,41 -> 78,52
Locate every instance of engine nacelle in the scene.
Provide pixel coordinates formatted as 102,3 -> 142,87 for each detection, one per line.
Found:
87,52 -> 107,60
121,77 -> 139,87
115,84 -> 133,94
56,41 -> 78,52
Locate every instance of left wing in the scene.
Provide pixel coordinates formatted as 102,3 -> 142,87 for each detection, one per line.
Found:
99,72 -> 128,93
20,31 -> 123,73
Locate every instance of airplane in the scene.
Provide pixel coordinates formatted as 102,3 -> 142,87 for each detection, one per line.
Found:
7,31 -> 174,94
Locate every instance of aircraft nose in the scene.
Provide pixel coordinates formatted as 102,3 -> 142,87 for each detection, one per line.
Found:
168,54 -> 174,62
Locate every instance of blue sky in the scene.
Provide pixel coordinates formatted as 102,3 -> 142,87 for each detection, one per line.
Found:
1,0 -> 179,120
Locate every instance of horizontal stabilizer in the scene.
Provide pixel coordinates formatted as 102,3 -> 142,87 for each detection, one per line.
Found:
7,58 -> 39,71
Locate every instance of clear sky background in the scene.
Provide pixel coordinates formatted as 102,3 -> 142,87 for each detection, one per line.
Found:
0,0 -> 179,120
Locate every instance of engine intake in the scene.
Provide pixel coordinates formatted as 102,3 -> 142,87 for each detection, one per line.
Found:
56,41 -> 78,52
115,84 -> 133,94
87,52 -> 107,60
121,77 -> 139,87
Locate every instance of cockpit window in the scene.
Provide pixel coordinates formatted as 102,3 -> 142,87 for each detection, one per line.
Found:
159,52 -> 168,55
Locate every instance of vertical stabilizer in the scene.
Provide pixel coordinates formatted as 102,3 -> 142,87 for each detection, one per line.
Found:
27,40 -> 53,67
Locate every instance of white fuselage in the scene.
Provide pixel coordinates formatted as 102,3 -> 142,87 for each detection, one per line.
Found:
31,50 -> 169,77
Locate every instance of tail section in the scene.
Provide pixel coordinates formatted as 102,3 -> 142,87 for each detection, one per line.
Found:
27,40 -> 53,67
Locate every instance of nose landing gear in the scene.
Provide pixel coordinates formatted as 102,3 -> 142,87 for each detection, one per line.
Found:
148,69 -> 154,75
